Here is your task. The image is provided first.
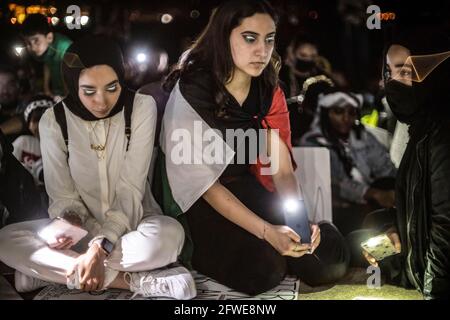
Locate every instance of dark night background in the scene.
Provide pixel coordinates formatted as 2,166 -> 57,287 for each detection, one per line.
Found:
1,0 -> 449,92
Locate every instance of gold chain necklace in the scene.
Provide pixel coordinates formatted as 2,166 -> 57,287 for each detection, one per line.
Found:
90,119 -> 111,160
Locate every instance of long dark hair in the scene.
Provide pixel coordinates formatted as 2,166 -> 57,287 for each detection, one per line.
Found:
164,0 -> 281,117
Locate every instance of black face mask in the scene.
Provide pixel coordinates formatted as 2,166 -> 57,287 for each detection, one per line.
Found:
384,80 -> 421,124
295,58 -> 316,73
0,98 -> 18,112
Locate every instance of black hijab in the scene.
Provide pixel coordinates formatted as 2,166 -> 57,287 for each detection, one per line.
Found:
62,35 -> 134,121
178,68 -> 273,134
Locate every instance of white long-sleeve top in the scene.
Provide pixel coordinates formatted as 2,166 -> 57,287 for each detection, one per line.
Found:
39,92 -> 161,244
12,135 -> 43,185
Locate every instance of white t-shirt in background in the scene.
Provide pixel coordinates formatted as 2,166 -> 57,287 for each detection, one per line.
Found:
12,135 -> 43,185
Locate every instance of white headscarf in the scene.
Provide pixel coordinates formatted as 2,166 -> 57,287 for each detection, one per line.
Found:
317,92 -> 363,109
23,98 -> 54,123
309,91 -> 363,131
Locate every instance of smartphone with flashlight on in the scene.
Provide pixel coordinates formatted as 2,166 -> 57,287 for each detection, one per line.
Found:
38,217 -> 88,247
283,199 -> 311,245
360,234 -> 398,261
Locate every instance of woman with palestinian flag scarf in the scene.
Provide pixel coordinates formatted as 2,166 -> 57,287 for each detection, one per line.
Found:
155,0 -> 349,295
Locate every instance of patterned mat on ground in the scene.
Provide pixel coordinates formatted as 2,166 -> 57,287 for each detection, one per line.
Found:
33,272 -> 300,300
6,267 -> 422,300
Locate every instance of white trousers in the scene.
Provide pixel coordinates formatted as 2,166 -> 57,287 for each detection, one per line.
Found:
0,215 -> 184,286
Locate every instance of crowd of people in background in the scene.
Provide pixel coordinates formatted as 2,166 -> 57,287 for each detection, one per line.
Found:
0,0 -> 449,300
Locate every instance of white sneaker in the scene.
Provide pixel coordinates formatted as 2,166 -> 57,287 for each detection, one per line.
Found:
14,270 -> 50,293
126,266 -> 197,300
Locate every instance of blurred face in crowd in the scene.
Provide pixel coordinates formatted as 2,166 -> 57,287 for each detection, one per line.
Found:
28,109 -> 45,138
229,13 -> 276,78
29,118 -> 40,138
292,43 -> 318,75
24,32 -> 54,57
78,65 -> 121,118
328,105 -> 357,138
294,43 -> 319,62
0,71 -> 19,108
385,44 -> 413,86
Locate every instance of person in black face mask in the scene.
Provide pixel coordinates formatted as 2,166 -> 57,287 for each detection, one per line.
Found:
383,45 -> 424,124
351,31 -> 450,300
280,34 -> 322,99
295,56 -> 317,75
279,34 -> 334,144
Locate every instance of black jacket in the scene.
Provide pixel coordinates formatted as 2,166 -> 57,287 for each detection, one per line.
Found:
0,129 -> 48,226
391,120 -> 450,299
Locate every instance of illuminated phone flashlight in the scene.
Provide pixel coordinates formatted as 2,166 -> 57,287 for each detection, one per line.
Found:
136,52 -> 148,63
128,46 -> 151,72
51,17 -> 59,26
365,235 -> 384,248
284,198 -> 300,214
161,13 -> 173,24
80,15 -> 89,26
283,198 -> 312,244
14,45 -> 25,57
65,16 -> 74,25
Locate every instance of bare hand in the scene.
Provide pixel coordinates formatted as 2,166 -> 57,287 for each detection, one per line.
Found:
66,244 -> 106,292
49,236 -> 74,250
310,224 -> 321,254
49,212 -> 83,250
264,224 -> 311,258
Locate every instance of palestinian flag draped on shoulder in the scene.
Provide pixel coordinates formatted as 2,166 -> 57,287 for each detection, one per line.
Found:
152,70 -> 296,267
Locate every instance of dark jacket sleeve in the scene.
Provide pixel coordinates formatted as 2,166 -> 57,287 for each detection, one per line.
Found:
423,124 -> 450,299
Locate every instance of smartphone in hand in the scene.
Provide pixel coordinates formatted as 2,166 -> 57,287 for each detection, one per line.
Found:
283,199 -> 311,244
361,234 -> 398,261
38,217 -> 88,246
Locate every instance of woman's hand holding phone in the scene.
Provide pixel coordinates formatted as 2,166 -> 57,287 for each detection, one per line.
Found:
264,223 -> 321,258
39,212 -> 86,250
